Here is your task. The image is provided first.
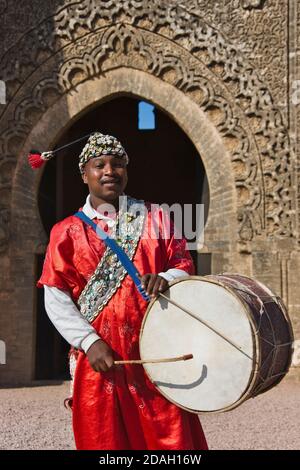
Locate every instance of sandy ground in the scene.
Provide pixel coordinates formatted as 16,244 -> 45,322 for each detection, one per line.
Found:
0,378 -> 299,450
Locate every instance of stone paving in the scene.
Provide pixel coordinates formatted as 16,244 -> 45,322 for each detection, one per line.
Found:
0,379 -> 299,450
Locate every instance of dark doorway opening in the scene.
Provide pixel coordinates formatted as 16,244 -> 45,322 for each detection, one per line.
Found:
35,255 -> 70,380
36,96 -> 210,379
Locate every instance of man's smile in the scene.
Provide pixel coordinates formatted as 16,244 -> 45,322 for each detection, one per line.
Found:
101,178 -> 120,186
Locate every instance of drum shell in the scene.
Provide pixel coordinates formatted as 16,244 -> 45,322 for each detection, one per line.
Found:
207,274 -> 294,399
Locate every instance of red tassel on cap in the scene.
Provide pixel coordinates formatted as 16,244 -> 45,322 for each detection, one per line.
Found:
27,134 -> 92,171
28,150 -> 45,169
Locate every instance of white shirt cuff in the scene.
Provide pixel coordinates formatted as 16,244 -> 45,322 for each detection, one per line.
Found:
158,268 -> 189,283
81,333 -> 102,354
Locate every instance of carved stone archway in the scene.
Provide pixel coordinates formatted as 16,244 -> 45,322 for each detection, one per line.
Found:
11,68 -> 239,383
13,68 -> 237,250
0,1 -> 296,383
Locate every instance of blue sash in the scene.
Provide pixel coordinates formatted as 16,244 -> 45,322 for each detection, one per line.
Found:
74,211 -> 150,302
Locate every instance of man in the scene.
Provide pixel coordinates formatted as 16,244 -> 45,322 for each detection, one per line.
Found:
37,132 -> 208,450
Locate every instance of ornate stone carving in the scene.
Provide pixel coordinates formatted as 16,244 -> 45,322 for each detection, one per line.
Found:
241,0 -> 265,9
0,0 -> 294,242
0,206 -> 10,254
0,0 -> 7,15
168,0 -> 287,109
297,1 -> 300,246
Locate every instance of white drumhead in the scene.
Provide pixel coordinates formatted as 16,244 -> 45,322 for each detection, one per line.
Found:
139,277 -> 254,412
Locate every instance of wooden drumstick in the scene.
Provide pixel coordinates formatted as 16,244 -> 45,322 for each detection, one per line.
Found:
114,353 -> 193,365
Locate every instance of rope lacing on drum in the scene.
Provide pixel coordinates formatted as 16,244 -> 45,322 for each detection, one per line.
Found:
254,311 -> 293,388
222,282 -> 293,387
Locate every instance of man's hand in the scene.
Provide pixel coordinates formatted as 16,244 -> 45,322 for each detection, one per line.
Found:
86,339 -> 114,372
140,274 -> 169,299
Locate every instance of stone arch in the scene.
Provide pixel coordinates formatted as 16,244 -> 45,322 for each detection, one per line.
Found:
9,68 -> 237,383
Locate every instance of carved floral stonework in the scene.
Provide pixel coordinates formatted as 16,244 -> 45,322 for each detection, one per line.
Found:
0,0 -> 7,14
296,0 -> 300,245
171,0 -> 287,110
0,206 -> 9,254
241,0 -> 265,8
0,0 -> 295,245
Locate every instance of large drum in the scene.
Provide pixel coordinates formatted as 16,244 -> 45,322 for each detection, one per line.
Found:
139,274 -> 294,413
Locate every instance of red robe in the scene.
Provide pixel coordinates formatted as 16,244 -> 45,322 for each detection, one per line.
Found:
37,201 -> 208,450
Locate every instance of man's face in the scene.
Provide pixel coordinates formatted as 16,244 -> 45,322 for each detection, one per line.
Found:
82,155 -> 128,203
